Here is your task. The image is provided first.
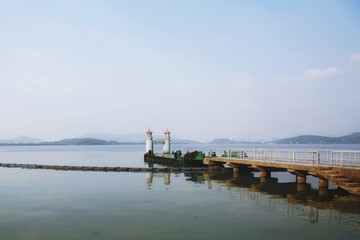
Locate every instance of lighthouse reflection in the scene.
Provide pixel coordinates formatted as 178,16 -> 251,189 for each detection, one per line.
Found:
146,172 -> 171,189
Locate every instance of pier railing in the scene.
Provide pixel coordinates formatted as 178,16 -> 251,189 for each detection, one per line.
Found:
207,148 -> 360,169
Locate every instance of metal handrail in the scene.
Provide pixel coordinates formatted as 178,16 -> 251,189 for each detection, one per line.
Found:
207,148 -> 360,169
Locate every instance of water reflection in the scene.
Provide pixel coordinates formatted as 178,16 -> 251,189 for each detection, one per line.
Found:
146,172 -> 171,189
146,170 -> 360,229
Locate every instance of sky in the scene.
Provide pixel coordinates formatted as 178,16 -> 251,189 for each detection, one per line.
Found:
0,0 -> 360,141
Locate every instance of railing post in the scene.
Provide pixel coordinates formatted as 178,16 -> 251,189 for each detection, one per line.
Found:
341,152 -> 343,167
316,151 -> 320,167
329,151 -> 332,167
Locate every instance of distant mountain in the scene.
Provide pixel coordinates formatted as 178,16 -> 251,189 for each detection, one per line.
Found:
48,138 -> 120,145
80,132 -> 199,144
171,139 -> 200,144
0,135 -> 42,144
0,137 -> 141,146
209,138 -> 239,144
0,134 -> 198,146
274,132 -> 360,144
80,133 -> 145,142
340,132 -> 360,143
209,138 -> 262,144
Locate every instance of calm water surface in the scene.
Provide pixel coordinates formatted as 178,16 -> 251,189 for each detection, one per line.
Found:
0,144 -> 359,239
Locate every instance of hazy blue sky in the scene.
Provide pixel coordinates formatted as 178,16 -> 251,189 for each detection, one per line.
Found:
1,0 -> 359,141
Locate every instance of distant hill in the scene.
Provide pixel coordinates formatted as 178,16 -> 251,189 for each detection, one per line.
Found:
79,133 -> 145,142
80,132 -> 199,144
209,138 -> 239,144
46,138 -> 121,145
209,138 -> 262,144
0,135 -> 42,144
0,135 -> 198,146
274,132 -> 360,144
0,137 -> 127,146
171,139 -> 200,144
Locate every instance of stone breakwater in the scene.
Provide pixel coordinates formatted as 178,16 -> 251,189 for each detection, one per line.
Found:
0,162 -> 228,173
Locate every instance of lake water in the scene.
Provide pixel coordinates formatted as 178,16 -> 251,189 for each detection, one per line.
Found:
0,144 -> 359,239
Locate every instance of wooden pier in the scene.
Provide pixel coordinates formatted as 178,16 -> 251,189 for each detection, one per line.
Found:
203,148 -> 360,196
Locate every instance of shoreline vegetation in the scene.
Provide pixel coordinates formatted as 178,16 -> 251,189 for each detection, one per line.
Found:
0,132 -> 359,146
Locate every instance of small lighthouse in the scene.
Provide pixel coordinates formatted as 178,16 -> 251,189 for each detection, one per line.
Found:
145,129 -> 153,154
163,129 -> 171,154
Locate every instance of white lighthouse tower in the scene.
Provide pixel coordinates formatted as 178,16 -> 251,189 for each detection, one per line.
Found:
163,129 -> 171,154
145,129 -> 153,154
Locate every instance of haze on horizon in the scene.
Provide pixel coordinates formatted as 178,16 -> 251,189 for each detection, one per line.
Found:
0,0 -> 359,142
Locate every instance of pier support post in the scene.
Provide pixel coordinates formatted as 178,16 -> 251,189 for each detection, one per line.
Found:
232,167 -> 239,178
259,171 -> 270,178
319,178 -> 329,188
259,171 -> 270,184
318,187 -> 328,196
288,170 -> 307,184
260,177 -> 267,184
297,183 -> 306,192
296,175 -> 306,184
